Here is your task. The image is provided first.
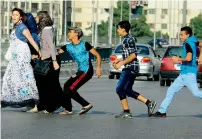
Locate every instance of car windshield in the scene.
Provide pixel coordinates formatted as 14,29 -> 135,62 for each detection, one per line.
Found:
114,44 -> 149,55
164,46 -> 200,58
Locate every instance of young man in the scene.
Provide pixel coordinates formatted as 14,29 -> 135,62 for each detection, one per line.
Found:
57,27 -> 102,115
113,21 -> 157,119
151,26 -> 202,118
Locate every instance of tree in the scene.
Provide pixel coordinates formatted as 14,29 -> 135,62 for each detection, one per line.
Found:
189,14 -> 202,38
95,1 -> 151,37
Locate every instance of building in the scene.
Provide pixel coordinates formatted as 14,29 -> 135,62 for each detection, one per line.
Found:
1,0 -> 63,42
70,0 -> 118,36
144,0 -> 202,38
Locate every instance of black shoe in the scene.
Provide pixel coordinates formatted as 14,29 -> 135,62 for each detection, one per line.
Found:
147,100 -> 157,116
115,111 -> 132,119
150,111 -> 166,118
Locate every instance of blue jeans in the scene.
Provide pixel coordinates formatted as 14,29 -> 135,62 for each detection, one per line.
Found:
116,69 -> 139,100
159,73 -> 202,113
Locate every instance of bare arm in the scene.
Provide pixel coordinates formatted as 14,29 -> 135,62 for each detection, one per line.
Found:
23,29 -> 40,53
90,48 -> 101,68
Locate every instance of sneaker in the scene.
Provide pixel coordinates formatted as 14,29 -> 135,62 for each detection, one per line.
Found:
147,100 -> 157,116
115,111 -> 132,119
150,111 -> 166,118
58,110 -> 73,115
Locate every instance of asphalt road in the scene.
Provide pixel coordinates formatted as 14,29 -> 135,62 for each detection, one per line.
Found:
1,76 -> 202,139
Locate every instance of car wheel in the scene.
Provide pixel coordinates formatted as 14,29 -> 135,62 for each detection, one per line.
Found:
109,74 -> 114,79
199,83 -> 202,88
116,74 -> 120,79
166,80 -> 171,86
154,74 -> 159,81
147,77 -> 153,81
160,78 -> 165,86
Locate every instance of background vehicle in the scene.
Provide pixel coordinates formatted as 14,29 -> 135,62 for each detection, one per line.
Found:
160,46 -> 202,88
148,38 -> 169,48
109,44 -> 161,81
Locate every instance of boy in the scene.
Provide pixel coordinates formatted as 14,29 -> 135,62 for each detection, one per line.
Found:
113,21 -> 157,119
151,26 -> 202,117
58,27 -> 101,115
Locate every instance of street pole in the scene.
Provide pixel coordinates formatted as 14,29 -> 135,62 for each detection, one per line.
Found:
168,0 -> 171,45
94,0 -> 99,48
182,0 -> 187,27
64,0 -> 67,42
72,0 -> 76,27
92,0 -> 95,46
153,0 -> 157,50
108,0 -> 114,47
161,0 -> 163,38
129,0 -> 131,24
177,0 -> 180,45
120,0 -> 123,43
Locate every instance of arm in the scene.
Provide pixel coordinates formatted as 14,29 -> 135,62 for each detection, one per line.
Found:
57,45 -> 66,54
23,29 -> 40,54
199,42 -> 202,64
85,42 -> 102,78
44,28 -> 57,61
90,48 -> 101,69
177,43 -> 192,62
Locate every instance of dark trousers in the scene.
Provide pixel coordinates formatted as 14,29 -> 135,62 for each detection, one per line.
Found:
62,68 -> 93,112
116,69 -> 140,100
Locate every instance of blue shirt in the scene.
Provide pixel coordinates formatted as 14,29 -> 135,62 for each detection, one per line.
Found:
64,41 -> 93,72
181,35 -> 198,74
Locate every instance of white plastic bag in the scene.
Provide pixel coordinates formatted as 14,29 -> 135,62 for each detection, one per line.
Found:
4,46 -> 12,61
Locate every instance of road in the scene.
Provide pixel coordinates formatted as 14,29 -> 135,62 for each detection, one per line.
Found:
1,76 -> 202,139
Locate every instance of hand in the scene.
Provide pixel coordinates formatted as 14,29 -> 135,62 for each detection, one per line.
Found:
113,59 -> 121,65
53,61 -> 60,70
96,67 -> 102,78
114,61 -> 124,70
198,56 -> 202,65
57,49 -> 64,54
32,55 -> 38,59
171,56 -> 181,64
38,51 -> 42,58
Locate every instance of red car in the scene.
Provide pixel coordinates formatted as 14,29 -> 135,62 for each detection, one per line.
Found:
160,45 -> 202,88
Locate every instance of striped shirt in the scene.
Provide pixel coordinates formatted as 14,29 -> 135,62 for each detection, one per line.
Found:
121,34 -> 139,72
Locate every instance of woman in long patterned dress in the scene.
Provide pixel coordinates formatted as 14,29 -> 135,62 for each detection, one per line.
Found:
1,8 -> 41,108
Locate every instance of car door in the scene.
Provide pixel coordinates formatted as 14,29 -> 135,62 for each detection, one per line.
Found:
149,47 -> 160,74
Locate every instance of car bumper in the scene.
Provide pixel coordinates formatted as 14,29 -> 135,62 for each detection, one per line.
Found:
160,70 -> 202,82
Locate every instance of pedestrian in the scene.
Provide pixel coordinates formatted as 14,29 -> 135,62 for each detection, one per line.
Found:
1,8 -> 40,108
57,27 -> 102,115
27,11 -> 63,113
23,12 -> 40,68
113,21 -> 157,119
151,26 -> 202,118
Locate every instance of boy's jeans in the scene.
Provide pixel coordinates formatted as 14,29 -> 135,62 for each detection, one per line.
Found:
159,73 -> 202,113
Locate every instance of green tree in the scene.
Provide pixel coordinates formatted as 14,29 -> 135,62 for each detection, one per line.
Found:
189,14 -> 202,38
96,1 -> 151,37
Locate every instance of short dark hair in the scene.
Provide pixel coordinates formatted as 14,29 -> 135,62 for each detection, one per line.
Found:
181,26 -> 193,36
118,20 -> 131,33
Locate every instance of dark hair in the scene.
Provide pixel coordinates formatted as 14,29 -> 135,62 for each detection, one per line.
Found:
181,26 -> 193,36
37,11 -> 53,33
12,8 -> 25,22
118,20 -> 131,33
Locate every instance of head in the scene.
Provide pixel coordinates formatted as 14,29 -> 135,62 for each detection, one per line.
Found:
117,20 -> 131,37
180,26 -> 193,42
12,8 -> 25,25
67,27 -> 83,41
36,11 -> 53,33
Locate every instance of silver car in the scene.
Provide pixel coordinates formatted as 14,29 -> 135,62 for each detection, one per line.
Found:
109,44 -> 161,81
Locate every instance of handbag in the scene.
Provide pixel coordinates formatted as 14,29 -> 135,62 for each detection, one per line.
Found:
5,46 -> 12,61
34,59 -> 51,76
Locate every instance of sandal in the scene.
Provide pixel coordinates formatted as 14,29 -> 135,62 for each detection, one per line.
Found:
58,110 -> 73,115
79,104 -> 93,115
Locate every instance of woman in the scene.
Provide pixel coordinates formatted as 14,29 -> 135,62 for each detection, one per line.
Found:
1,8 -> 40,108
29,11 -> 63,113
